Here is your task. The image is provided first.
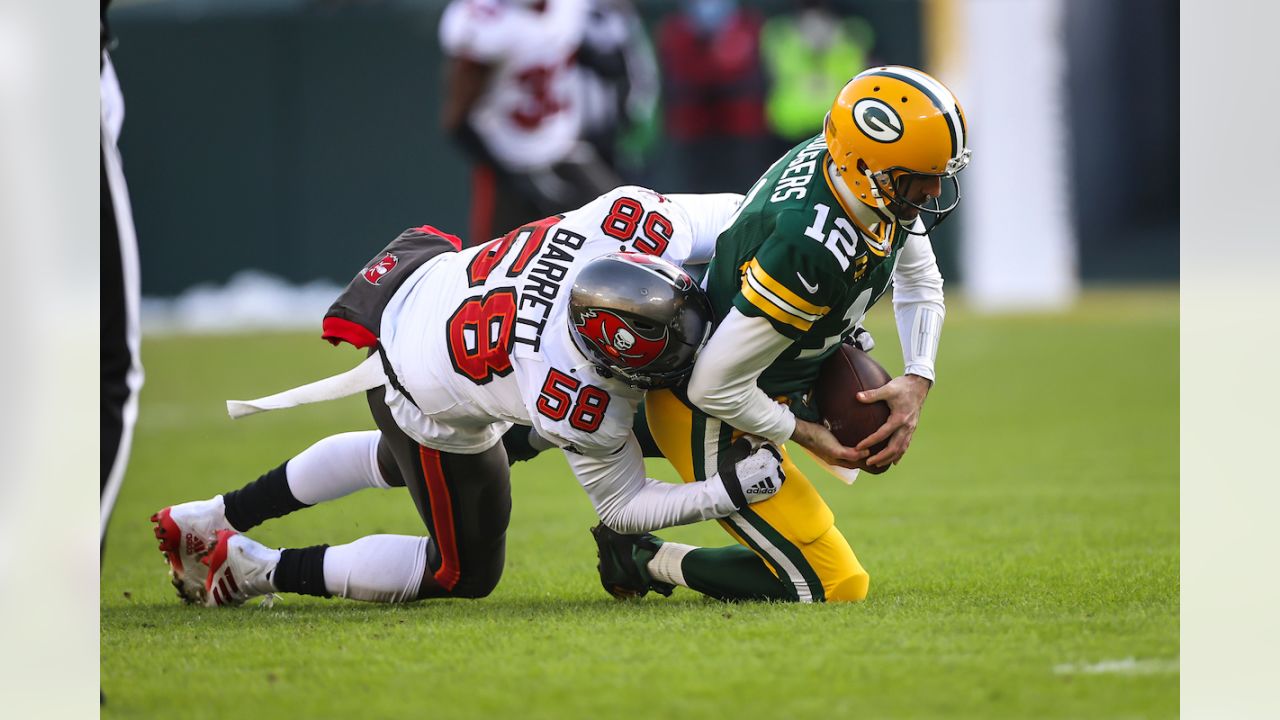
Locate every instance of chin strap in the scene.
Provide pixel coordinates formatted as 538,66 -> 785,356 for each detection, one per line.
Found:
862,166 -> 893,215
831,158 -> 896,228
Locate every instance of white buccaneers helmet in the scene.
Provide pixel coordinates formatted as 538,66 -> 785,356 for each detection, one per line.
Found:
825,65 -> 971,234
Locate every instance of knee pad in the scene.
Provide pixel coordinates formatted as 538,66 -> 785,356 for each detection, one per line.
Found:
449,565 -> 504,599
448,550 -> 501,597
825,570 -> 870,603
796,524 -> 868,603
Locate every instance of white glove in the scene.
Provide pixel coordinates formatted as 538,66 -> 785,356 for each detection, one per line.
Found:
714,437 -> 785,508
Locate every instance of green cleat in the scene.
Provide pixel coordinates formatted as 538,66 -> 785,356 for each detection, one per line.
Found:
590,523 -> 675,600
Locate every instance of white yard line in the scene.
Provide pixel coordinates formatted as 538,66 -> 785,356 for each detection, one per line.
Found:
1052,657 -> 1180,676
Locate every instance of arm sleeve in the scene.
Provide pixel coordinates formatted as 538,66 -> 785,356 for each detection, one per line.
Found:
686,308 -> 797,445
891,231 -> 946,382
566,435 -> 739,534
666,193 -> 744,264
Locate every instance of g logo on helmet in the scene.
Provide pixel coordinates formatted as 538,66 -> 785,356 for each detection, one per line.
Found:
852,98 -> 904,144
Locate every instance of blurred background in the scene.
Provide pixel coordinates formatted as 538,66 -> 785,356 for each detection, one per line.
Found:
104,0 -> 1177,324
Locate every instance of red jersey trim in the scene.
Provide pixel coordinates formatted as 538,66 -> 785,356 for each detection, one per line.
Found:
321,316 -> 378,349
413,224 -> 464,251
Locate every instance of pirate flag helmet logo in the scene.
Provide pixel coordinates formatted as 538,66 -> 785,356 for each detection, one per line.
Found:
573,309 -> 670,370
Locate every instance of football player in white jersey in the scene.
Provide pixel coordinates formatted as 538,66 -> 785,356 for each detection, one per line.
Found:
440,0 -> 621,245
150,187 -> 786,607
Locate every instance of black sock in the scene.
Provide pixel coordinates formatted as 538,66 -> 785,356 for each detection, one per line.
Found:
273,545 -> 331,597
222,462 -> 309,532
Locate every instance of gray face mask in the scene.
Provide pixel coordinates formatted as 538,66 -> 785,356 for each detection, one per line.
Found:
686,0 -> 737,34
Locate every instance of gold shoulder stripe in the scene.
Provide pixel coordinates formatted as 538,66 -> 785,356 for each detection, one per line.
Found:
741,281 -> 814,332
744,269 -> 821,322
748,259 -> 829,315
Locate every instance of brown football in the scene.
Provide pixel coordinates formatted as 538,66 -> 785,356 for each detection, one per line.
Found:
814,344 -> 892,475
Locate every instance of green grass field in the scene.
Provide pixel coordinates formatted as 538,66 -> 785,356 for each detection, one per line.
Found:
101,288 -> 1178,719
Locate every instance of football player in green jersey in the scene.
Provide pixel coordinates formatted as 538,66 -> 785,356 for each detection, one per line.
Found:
594,65 -> 970,602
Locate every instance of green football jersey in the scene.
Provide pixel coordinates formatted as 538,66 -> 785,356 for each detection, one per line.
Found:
704,134 -> 911,398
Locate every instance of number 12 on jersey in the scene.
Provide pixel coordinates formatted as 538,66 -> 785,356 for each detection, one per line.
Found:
803,203 -> 862,271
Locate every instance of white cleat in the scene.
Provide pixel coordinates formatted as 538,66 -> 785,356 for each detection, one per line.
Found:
202,530 -> 280,608
150,496 -> 234,604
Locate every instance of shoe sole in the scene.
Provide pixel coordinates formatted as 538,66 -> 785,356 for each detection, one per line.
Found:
150,508 -> 206,604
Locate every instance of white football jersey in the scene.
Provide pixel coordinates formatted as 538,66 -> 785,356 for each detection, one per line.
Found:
379,186 -> 742,456
439,0 -> 588,171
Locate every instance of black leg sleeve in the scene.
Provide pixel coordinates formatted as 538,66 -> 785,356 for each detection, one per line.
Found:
222,462 -> 308,532
273,545 -> 331,597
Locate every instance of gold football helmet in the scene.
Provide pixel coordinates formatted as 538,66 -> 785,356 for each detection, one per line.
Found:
825,65 -> 971,234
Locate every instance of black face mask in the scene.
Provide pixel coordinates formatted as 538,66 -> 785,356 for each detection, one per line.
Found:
881,170 -> 963,236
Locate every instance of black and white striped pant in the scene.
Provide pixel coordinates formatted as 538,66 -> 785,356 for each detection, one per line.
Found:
101,50 -> 143,548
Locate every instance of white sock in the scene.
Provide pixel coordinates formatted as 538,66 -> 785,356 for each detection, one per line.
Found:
285,431 -> 391,506
322,535 -> 429,602
647,542 -> 696,587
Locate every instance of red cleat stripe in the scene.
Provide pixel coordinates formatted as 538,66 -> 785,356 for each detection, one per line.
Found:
223,569 -> 241,595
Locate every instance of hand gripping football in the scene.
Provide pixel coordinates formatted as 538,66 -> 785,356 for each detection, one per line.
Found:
815,345 -> 892,475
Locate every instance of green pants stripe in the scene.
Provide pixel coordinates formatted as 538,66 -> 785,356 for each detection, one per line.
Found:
730,506 -> 826,603
691,410 -> 824,603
